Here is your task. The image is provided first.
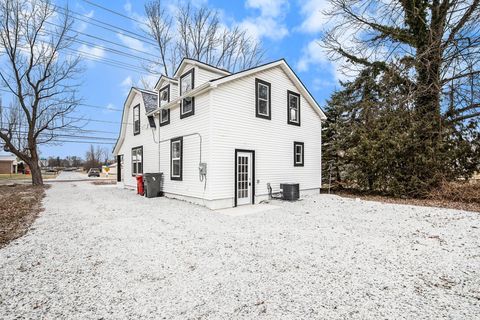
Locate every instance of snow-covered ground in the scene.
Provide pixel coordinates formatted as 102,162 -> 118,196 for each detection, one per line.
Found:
0,182 -> 479,319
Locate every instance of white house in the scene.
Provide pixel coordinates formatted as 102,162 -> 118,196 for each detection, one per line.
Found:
113,58 -> 327,209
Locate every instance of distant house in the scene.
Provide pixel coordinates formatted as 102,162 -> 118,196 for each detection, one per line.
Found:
113,58 -> 327,209
0,153 -> 18,174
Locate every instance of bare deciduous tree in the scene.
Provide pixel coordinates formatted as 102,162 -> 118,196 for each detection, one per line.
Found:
0,0 -> 83,185
144,1 -> 265,76
84,144 -> 104,171
322,0 -> 480,125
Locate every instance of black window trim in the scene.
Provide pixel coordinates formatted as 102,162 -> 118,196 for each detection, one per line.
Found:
160,108 -> 170,126
170,137 -> 183,181
133,104 -> 140,135
159,84 -> 171,126
180,97 -> 195,119
159,84 -> 170,104
131,146 -> 143,176
293,141 -> 304,167
287,90 -> 301,126
255,78 -> 271,120
180,68 -> 195,95
180,68 -> 195,119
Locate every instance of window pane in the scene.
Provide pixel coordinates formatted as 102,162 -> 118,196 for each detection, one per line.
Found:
161,109 -> 168,122
258,100 -> 268,115
258,84 -> 268,100
181,73 -> 192,94
138,162 -> 143,174
289,95 -> 298,109
290,108 -> 298,121
160,90 -> 168,102
172,161 -> 180,176
182,99 -> 192,113
172,142 -> 180,158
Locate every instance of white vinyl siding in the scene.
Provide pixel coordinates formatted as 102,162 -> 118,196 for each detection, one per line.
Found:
158,90 -> 211,199
115,92 -> 159,188
210,66 -> 322,203
115,61 -> 323,209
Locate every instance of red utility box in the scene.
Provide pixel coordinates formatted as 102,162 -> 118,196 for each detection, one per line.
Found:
136,175 -> 144,196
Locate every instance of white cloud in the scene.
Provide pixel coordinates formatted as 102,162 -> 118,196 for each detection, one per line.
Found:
239,0 -> 289,41
77,10 -> 94,32
120,76 -> 133,95
296,39 -> 347,83
124,1 -> 132,14
121,76 -> 133,88
117,33 -> 146,52
78,44 -> 106,60
104,103 -> 117,114
245,0 -> 288,17
298,0 -> 330,33
239,18 -> 288,41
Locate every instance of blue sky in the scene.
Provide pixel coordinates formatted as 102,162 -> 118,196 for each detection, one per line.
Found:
2,0 -> 341,159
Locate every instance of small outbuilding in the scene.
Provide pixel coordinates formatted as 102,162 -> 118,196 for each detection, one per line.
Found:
0,153 -> 18,174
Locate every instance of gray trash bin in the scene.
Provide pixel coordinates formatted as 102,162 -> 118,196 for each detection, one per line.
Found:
144,173 -> 163,198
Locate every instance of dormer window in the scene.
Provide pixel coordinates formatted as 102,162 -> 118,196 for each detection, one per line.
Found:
159,85 -> 170,126
180,68 -> 195,119
287,90 -> 300,126
133,104 -> 140,135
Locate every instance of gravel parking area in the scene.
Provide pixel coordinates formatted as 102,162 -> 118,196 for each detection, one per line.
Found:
0,182 -> 479,319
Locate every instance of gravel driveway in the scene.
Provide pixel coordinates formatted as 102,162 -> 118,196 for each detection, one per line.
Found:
1,182 -> 479,319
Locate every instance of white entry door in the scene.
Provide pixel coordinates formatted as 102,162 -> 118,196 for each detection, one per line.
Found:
236,151 -> 253,206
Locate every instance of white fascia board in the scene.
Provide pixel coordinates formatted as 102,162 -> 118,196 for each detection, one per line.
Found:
113,88 -> 140,155
147,82 -> 212,116
173,59 -> 231,78
154,76 -> 178,91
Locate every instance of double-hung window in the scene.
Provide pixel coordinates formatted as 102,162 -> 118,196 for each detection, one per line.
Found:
255,79 -> 271,119
293,142 -> 304,166
287,90 -> 300,126
133,105 -> 140,135
180,69 -> 195,118
171,137 -> 183,180
159,85 -> 170,126
132,146 -> 143,175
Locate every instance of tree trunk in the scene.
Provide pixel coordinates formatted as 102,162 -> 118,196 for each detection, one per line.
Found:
29,158 -> 43,186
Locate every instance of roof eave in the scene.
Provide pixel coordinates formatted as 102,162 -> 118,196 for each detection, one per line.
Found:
147,82 -> 212,116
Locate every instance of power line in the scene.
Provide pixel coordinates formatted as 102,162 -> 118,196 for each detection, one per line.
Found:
0,105 -> 130,125
64,47 -> 150,74
7,130 -> 117,141
80,0 -> 150,28
52,3 -> 157,47
49,139 -> 115,145
0,88 -> 123,112
40,24 -> 159,65
44,20 -> 159,60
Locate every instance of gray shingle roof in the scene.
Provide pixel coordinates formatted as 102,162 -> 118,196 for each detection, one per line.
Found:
140,90 -> 157,114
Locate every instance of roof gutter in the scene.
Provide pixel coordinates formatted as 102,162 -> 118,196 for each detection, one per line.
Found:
147,82 -> 212,116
